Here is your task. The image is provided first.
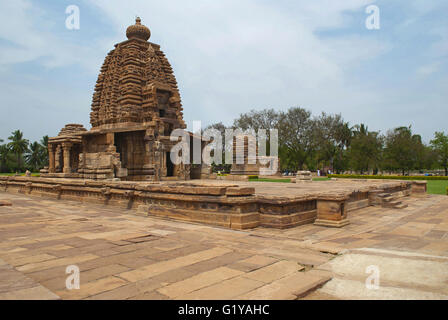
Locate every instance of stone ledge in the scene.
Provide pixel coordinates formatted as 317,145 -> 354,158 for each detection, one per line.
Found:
314,219 -> 350,228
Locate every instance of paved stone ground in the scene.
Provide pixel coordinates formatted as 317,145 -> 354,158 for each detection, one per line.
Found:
174,178 -> 401,198
0,191 -> 447,300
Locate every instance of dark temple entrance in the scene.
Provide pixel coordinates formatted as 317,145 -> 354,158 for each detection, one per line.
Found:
166,152 -> 174,177
114,131 -> 147,179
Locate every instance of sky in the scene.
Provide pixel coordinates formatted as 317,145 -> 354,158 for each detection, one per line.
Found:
0,0 -> 446,143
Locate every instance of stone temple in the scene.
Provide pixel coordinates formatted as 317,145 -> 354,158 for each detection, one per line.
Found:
4,17 -> 424,231
42,18 -> 201,181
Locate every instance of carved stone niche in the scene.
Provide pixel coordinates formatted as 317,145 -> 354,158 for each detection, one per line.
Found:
314,193 -> 350,228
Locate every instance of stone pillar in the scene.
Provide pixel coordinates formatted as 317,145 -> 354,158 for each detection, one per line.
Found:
62,143 -> 72,174
314,193 -> 350,228
154,141 -> 163,181
411,181 -> 427,196
143,129 -> 155,177
48,144 -> 56,173
231,134 -> 260,175
105,132 -> 114,145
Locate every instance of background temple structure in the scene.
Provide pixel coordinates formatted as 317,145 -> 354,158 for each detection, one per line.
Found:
42,18 -> 204,181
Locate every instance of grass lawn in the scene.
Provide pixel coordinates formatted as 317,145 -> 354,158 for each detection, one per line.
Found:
427,180 -> 448,195
313,177 -> 331,181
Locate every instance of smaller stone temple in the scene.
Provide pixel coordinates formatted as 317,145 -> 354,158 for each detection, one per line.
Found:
42,18 -> 205,181
230,134 -> 280,176
46,124 -> 87,175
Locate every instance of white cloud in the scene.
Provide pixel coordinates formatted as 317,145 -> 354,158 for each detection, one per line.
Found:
86,0 -> 389,127
0,0 -> 108,72
416,62 -> 441,76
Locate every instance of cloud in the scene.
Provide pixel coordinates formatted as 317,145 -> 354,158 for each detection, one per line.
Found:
86,0 -> 389,126
0,0 -> 110,72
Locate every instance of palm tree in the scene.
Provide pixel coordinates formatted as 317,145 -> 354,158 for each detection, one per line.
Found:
0,144 -> 11,172
39,135 -> 49,166
26,141 -> 42,172
7,130 -> 29,172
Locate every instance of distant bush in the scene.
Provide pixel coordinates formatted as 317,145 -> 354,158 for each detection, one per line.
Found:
328,174 -> 448,181
248,175 -> 259,179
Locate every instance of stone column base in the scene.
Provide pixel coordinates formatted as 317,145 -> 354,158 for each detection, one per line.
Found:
314,194 -> 350,228
314,218 -> 350,228
411,181 -> 427,197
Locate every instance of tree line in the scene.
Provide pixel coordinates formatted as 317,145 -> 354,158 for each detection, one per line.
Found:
2,108 -> 447,176
0,130 -> 49,173
206,107 -> 448,176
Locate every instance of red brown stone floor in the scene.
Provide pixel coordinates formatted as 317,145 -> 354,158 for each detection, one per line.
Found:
0,191 -> 447,300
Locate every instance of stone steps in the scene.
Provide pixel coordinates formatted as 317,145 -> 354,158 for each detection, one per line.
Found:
393,203 -> 409,209
378,192 -> 407,209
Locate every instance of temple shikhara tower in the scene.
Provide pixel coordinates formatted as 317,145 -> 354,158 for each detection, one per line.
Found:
42,18 -> 197,181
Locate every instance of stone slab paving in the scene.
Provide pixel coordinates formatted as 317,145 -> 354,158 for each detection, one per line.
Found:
0,191 -> 447,300
0,258 -> 59,300
172,178 -> 400,198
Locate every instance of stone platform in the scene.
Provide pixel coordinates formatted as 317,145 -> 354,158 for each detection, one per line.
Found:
0,191 -> 446,300
0,177 -> 425,230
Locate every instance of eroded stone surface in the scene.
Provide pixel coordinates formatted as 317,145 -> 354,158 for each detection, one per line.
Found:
0,191 -> 447,300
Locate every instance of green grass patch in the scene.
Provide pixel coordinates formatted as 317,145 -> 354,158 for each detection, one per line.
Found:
0,173 -> 40,177
328,174 -> 448,181
426,180 -> 448,195
312,177 -> 331,181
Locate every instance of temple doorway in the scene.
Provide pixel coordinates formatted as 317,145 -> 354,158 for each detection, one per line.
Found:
166,152 -> 174,177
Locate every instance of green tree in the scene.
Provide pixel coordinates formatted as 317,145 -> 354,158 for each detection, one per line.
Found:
430,131 -> 448,176
277,107 -> 315,171
233,109 -> 280,133
348,124 -> 383,174
25,141 -> 43,172
0,144 -> 11,172
313,113 -> 350,173
383,126 -> 422,175
7,130 -> 29,172
39,135 -> 49,167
